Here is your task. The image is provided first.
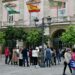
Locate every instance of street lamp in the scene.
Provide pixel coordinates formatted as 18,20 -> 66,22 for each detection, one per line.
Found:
34,17 -> 39,26
34,16 -> 51,67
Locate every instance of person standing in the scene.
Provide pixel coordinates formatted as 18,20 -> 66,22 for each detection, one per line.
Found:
22,47 -> 29,67
4,47 -> 10,64
19,48 -> 23,66
56,49 -> 61,64
70,48 -> 75,75
38,48 -> 42,66
52,49 -> 56,65
29,48 -> 33,65
12,48 -> 19,65
63,48 -> 72,75
8,48 -> 13,65
32,48 -> 39,67
44,46 -> 52,67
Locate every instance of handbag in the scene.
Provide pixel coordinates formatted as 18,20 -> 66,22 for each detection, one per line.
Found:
70,59 -> 75,68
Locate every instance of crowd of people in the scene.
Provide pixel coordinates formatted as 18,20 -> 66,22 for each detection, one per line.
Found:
4,46 -> 62,67
4,46 -> 75,75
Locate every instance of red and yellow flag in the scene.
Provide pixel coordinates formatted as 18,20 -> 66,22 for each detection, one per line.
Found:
27,4 -> 40,12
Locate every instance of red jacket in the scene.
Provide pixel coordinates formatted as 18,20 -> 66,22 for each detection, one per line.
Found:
29,49 -> 32,57
5,47 -> 10,56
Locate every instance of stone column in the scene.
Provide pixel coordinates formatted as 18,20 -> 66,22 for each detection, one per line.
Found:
0,0 -> 3,27
19,0 -> 24,21
43,0 -> 50,17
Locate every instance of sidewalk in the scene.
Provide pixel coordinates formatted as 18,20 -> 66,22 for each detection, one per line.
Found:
0,56 -> 71,75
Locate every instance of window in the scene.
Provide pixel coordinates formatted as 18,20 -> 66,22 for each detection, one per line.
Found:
63,2 -> 66,8
9,15 -> 13,23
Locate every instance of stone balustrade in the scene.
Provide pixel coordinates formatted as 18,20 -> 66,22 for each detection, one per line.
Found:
0,16 -> 75,28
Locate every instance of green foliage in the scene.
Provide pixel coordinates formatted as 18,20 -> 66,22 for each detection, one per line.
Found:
60,26 -> 75,45
26,29 -> 42,46
4,26 -> 26,40
4,26 -> 15,39
14,28 -> 26,40
0,31 -> 5,44
49,0 -> 62,7
26,29 -> 49,47
4,26 -> 26,48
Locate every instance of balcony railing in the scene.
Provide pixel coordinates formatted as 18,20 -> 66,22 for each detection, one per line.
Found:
0,16 -> 75,28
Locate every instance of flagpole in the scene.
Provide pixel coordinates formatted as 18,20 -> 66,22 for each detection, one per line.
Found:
7,12 -> 9,23
30,12 -> 31,26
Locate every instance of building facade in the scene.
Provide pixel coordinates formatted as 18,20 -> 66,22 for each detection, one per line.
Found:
1,0 -> 75,48
1,0 -> 75,25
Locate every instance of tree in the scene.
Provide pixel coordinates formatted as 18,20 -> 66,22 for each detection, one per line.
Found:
4,26 -> 15,40
0,31 -> 5,54
4,26 -> 26,48
4,26 -> 26,40
60,26 -> 75,46
0,31 -> 5,44
14,27 -> 26,41
26,29 -> 41,47
26,29 -> 48,48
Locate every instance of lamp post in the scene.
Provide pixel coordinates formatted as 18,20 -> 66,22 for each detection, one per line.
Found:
47,16 -> 52,47
34,16 -> 51,67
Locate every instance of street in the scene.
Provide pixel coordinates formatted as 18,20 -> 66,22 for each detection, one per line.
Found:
0,57 -> 71,75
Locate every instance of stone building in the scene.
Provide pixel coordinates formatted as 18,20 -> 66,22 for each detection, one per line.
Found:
0,0 -> 75,48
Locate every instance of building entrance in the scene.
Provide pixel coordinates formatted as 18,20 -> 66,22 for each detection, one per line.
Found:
52,29 -> 65,49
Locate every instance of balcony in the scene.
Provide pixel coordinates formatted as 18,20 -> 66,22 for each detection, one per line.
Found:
0,16 -> 75,28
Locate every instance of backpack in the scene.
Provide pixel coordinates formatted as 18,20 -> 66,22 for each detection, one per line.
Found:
70,53 -> 75,68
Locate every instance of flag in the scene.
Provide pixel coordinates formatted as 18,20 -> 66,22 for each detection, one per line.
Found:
49,0 -> 65,8
27,4 -> 40,12
5,4 -> 20,14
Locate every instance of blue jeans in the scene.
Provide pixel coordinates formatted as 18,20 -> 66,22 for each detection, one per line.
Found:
44,58 -> 51,67
23,57 -> 29,66
56,55 -> 61,64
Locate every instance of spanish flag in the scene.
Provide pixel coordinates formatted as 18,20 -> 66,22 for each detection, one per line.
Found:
27,4 -> 40,12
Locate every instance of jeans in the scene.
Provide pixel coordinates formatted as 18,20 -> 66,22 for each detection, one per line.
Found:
56,55 -> 61,64
23,57 -> 29,67
44,58 -> 51,67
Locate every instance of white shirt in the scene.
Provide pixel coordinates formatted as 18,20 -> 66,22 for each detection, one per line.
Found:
32,50 -> 39,57
19,52 -> 23,59
64,52 -> 71,63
